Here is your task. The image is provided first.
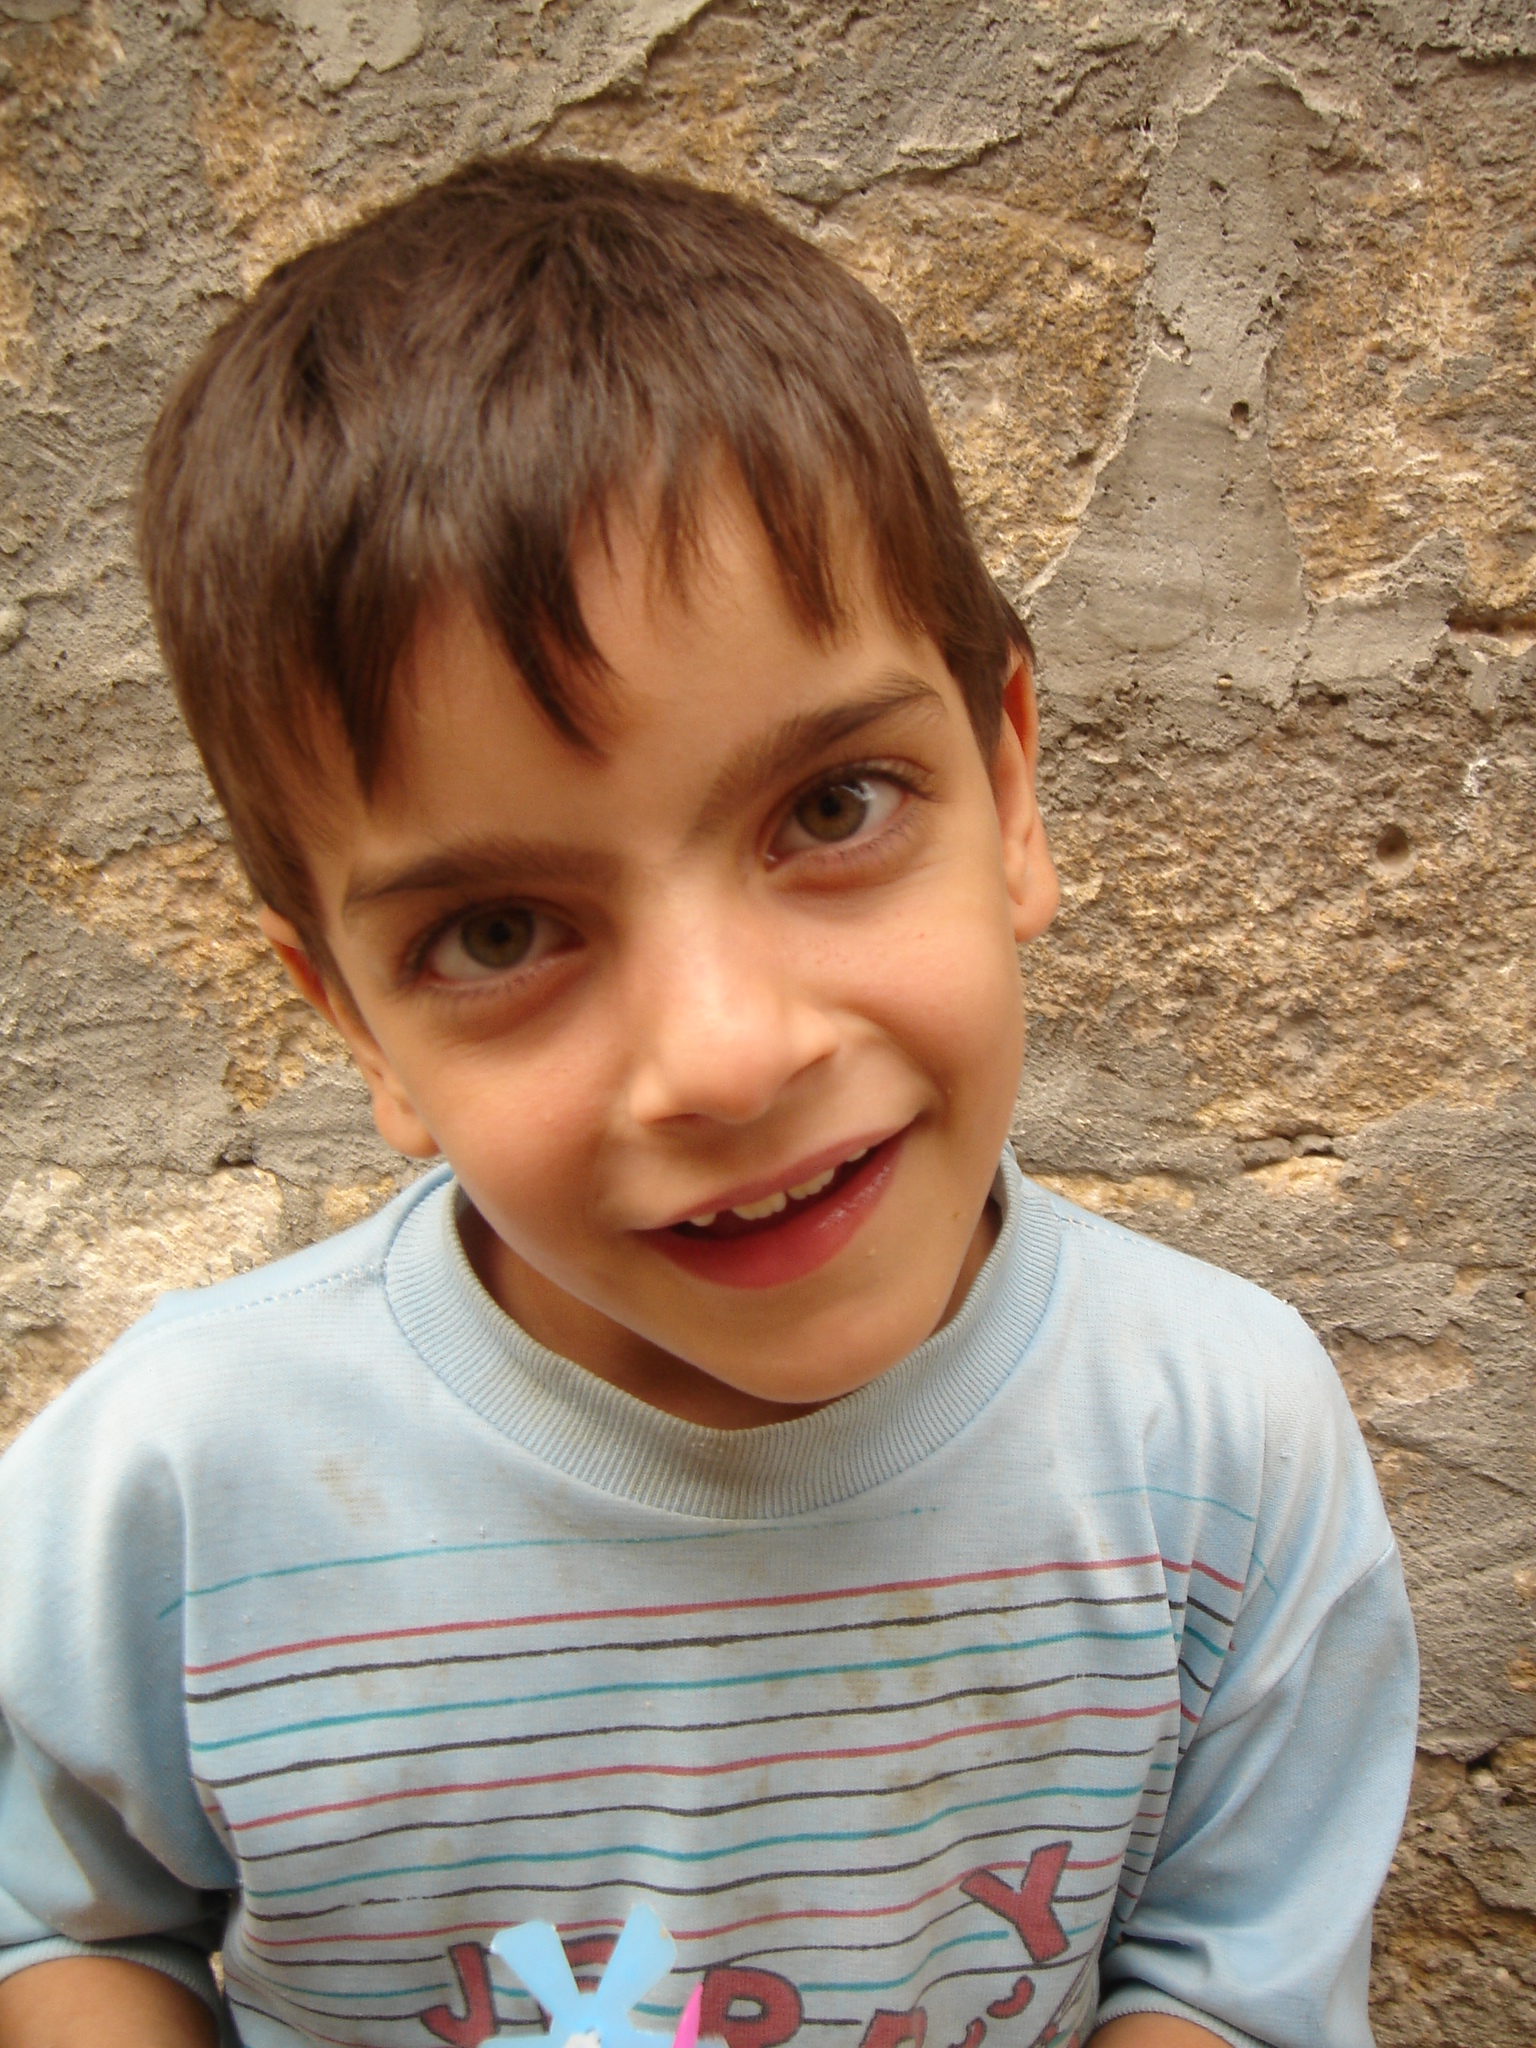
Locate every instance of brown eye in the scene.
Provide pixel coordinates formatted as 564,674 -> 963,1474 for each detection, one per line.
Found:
458,907 -> 535,970
793,779 -> 875,844
424,902 -> 573,986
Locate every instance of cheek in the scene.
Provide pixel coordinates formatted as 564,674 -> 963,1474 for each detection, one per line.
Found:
401,1034 -> 612,1228
856,885 -> 1025,1084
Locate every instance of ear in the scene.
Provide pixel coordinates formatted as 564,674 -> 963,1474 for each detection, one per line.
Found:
258,905 -> 441,1160
990,648 -> 1060,945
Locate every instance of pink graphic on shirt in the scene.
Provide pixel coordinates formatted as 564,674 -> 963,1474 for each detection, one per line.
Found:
421,1942 -> 500,2047
859,2006 -> 928,2048
960,1845 -> 1072,1964
700,1965 -> 803,2048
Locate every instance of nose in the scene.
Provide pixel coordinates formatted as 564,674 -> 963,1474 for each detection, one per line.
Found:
624,893 -> 838,1127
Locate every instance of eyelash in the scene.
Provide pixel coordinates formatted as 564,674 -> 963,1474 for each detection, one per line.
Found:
401,905 -> 571,994
399,757 -> 934,995
767,759 -> 933,869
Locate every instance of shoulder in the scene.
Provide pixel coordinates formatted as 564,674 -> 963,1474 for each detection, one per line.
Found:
138,1163 -> 450,1336
1018,1179 -> 1393,1597
0,1165 -> 454,1493
1034,1182 -> 1339,1413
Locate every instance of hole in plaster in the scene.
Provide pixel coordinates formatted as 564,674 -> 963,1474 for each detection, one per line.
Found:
1230,400 -> 1252,437
1467,1749 -> 1503,1797
1374,824 -> 1411,868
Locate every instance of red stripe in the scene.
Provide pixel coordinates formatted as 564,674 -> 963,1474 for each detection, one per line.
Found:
425,1853 -> 1071,1946
1160,1556 -> 1246,1594
675,1863 -> 1028,1943
244,1857 -> 1052,1953
186,1555 -> 1166,1677
228,1696 -> 1179,1836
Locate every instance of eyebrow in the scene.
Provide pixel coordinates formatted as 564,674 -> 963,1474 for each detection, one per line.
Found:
343,840 -> 623,917
341,670 -> 946,917
690,671 -> 947,839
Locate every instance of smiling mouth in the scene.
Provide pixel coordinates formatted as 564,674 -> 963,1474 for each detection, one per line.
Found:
669,1145 -> 874,1240
648,1133 -> 906,1289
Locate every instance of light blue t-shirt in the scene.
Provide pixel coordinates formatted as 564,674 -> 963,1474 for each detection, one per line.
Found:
0,1153 -> 1417,2048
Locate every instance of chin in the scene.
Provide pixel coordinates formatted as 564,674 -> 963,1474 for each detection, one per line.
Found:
703,1302 -> 948,1410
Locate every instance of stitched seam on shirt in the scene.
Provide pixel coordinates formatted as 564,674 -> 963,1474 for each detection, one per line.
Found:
108,1261 -> 385,1363
1197,1534 -> 1403,1742
107,1173 -> 447,1364
1051,1201 -> 1177,1249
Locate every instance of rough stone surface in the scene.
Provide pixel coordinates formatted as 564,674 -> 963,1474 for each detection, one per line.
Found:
1,1 -> 1532,2032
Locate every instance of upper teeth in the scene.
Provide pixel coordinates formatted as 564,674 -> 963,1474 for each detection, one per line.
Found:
684,1146 -> 874,1228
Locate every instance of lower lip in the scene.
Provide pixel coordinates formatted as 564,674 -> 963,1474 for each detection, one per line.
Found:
649,1134 -> 906,1290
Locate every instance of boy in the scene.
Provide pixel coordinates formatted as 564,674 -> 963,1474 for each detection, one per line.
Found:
0,154 -> 1415,2048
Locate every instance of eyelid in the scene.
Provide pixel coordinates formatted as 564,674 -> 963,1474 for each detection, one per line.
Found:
767,758 -> 933,864
403,898 -> 572,991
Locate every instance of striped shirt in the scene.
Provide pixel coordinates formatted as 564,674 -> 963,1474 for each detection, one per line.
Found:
0,1154 -> 1416,2048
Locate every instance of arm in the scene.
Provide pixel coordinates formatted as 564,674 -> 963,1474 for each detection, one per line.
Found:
0,1378 -> 235,2032
0,1958 -> 216,2048
1097,1304 -> 1419,2048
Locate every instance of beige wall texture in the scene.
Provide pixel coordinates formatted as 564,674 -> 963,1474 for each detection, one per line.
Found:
1,0 -> 1533,2035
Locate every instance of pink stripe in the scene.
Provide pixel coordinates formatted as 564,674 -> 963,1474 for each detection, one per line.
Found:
1160,1556 -> 1246,1593
187,1555 -> 1165,1677
246,1857 -> 1050,1953
229,1696 -> 1178,1836
675,1860 -> 1039,1943
248,1917 -> 515,1951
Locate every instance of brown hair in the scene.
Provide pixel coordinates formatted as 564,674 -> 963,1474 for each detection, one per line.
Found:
138,151 -> 1026,952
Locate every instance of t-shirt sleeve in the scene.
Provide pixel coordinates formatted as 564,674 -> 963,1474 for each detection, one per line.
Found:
1095,1302 -> 1419,2048
0,1348 -> 238,2027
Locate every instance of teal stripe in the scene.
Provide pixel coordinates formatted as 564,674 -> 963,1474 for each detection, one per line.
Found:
257,1983 -> 548,2009
1182,1624 -> 1225,1660
1250,1544 -> 1278,1600
781,1926 -> 1014,1996
1085,1484 -> 1254,1524
167,1508 -> 934,1617
635,1926 -> 1017,2013
190,1626 -> 1170,1754
252,1981 -> 458,2004
632,1934 -> 1014,2018
249,1780 -> 1146,1898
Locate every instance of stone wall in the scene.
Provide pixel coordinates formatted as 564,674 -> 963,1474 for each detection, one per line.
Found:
1,1 -> 1532,2036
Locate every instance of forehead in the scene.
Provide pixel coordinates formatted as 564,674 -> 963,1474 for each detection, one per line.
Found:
301,490 -> 973,923
377,482 -> 957,809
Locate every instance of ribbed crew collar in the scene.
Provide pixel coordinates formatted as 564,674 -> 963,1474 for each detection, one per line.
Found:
385,1150 -> 1061,1521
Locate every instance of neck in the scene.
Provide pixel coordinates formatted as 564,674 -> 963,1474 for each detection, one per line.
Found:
457,1198 -> 1001,1431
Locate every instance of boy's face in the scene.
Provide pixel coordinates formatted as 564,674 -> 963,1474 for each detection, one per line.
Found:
270,480 -> 1058,1426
